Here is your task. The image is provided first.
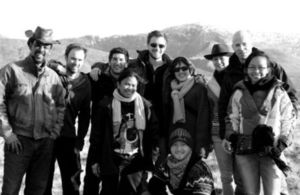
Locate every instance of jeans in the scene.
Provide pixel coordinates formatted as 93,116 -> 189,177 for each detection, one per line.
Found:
213,136 -> 234,195
83,144 -> 102,195
235,154 -> 281,195
1,135 -> 54,195
44,137 -> 80,195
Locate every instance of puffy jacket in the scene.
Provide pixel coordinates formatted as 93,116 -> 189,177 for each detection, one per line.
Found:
0,56 -> 65,139
219,49 -> 298,139
226,80 -> 295,146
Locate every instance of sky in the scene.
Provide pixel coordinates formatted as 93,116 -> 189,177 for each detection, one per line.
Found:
0,0 -> 299,39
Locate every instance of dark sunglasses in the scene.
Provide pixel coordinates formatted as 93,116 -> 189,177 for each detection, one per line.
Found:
173,66 -> 189,72
150,43 -> 165,49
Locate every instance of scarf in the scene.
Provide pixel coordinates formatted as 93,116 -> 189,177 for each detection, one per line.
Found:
112,89 -> 146,131
244,75 -> 277,95
167,152 -> 192,189
170,77 -> 194,123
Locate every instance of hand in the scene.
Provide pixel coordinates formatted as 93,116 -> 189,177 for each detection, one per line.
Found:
91,163 -> 101,177
89,68 -> 101,81
171,90 -> 179,99
222,139 -> 233,154
194,74 -> 208,85
56,64 -> 66,74
152,147 -> 160,164
74,148 -> 80,155
199,147 -> 206,158
5,133 -> 22,154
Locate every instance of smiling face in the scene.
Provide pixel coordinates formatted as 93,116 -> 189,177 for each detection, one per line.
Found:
247,56 -> 270,84
147,36 -> 167,60
170,141 -> 192,161
65,48 -> 85,74
174,62 -> 191,82
29,40 -> 52,64
212,55 -> 230,72
117,76 -> 138,98
232,31 -> 253,62
109,53 -> 128,75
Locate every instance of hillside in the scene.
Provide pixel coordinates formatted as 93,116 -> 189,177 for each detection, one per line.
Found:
1,23 -> 300,90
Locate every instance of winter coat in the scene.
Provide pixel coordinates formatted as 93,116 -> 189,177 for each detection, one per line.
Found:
0,56 -> 65,139
218,49 -> 298,139
163,79 -> 212,154
91,96 -> 159,175
226,80 -> 295,146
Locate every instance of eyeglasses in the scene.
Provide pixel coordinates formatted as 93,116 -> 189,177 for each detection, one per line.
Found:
150,43 -> 165,49
248,66 -> 268,71
173,66 -> 189,72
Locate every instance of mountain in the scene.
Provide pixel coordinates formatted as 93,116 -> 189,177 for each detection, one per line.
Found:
1,23 -> 300,92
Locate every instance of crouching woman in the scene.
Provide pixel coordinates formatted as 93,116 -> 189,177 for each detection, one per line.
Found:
91,69 -> 159,195
224,50 -> 295,195
147,124 -> 215,195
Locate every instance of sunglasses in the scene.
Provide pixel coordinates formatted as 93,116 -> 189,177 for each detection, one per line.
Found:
173,66 -> 189,72
150,43 -> 165,49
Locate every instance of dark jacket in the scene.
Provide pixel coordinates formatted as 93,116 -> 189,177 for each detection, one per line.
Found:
163,80 -> 212,154
59,73 -> 91,150
0,56 -> 65,139
148,154 -> 215,195
91,96 -> 159,175
128,50 -> 173,103
218,49 -> 298,139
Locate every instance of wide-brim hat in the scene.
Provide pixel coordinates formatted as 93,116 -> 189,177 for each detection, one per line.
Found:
204,44 -> 233,60
25,26 -> 60,45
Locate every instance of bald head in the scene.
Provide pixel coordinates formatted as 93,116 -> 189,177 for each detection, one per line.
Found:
232,30 -> 253,63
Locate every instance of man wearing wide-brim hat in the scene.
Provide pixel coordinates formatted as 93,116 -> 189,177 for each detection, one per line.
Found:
204,43 -> 236,195
0,26 -> 65,195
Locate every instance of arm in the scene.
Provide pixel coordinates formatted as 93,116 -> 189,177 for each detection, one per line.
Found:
272,61 -> 299,111
218,77 -> 234,139
51,78 -> 66,139
0,66 -> 23,153
75,79 -> 91,151
0,66 -> 13,138
278,90 -> 295,147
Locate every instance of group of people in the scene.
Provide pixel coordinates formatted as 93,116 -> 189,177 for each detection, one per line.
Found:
0,26 -> 297,195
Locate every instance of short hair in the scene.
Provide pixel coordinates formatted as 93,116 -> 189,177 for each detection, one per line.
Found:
245,49 -> 271,69
146,30 -> 168,44
108,47 -> 129,62
170,57 -> 195,76
117,69 -> 144,84
64,43 -> 88,58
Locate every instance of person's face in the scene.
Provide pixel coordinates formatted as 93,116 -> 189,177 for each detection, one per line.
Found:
109,53 -> 128,74
117,76 -> 138,98
174,62 -> 191,82
65,48 -> 85,74
247,56 -> 270,84
147,36 -> 167,60
29,40 -> 52,64
212,55 -> 230,72
232,34 -> 252,62
170,141 -> 192,161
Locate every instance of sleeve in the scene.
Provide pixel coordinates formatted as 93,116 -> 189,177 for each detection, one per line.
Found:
76,79 -> 92,150
143,103 -> 160,168
279,90 -> 295,146
195,85 -> 212,151
51,77 -> 66,139
272,61 -> 299,111
225,90 -> 242,139
0,65 -> 14,138
218,76 -> 234,139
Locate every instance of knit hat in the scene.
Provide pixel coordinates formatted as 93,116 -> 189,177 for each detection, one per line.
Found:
169,126 -> 193,148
